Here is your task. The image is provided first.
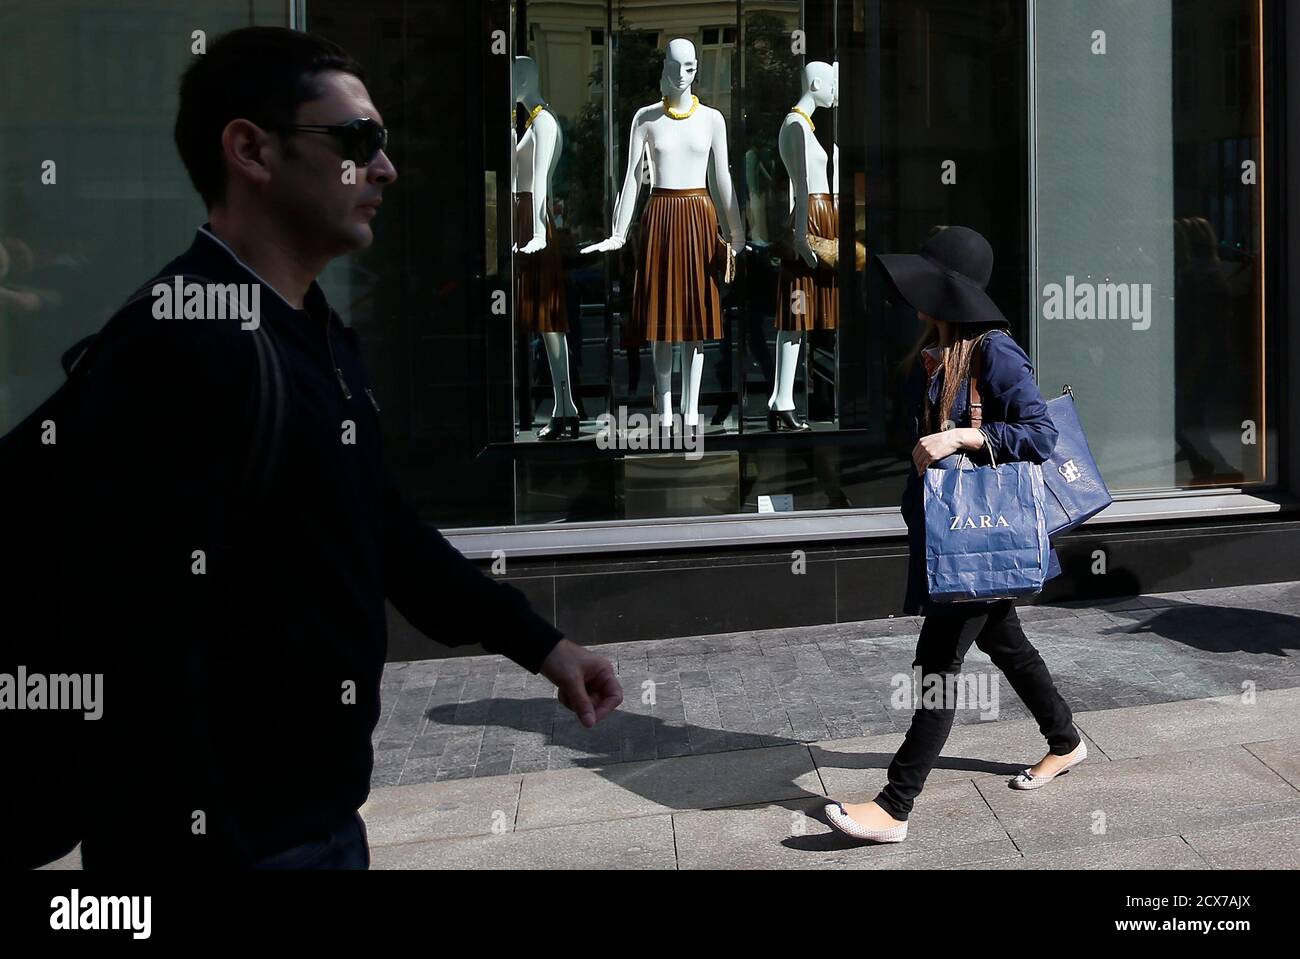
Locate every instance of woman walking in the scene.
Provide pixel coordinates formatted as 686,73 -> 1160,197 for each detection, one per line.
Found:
825,226 -> 1086,844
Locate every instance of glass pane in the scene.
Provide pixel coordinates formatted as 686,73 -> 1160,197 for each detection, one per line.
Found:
850,0 -> 1030,508
511,0 -> 613,522
308,0 -> 518,526
1033,0 -> 1268,491
0,1 -> 286,434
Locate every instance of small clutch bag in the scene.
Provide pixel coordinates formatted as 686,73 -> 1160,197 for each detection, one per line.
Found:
806,235 -> 839,268
714,231 -> 737,284
779,233 -> 868,271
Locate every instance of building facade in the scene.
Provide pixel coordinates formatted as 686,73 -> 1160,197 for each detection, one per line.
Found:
1,1 -> 1296,659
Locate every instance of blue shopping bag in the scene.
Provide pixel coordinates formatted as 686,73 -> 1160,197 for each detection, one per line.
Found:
923,454 -> 1051,603
1042,386 -> 1113,537
966,332 -> 1111,540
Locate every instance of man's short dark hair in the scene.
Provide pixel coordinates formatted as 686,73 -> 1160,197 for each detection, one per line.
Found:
175,26 -> 366,208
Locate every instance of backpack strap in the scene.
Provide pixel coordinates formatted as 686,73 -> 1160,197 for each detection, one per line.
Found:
63,273 -> 215,376
67,272 -> 286,502
242,314 -> 287,504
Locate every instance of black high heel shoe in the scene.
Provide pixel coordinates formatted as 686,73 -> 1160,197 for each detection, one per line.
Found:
537,415 -> 580,441
767,408 -> 811,432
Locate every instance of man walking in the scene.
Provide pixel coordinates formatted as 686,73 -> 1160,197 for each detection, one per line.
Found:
66,26 -> 621,869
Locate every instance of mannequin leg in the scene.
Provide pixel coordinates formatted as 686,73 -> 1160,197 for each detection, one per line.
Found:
542,331 -> 578,418
680,341 -> 705,427
768,330 -> 803,411
651,340 -> 675,426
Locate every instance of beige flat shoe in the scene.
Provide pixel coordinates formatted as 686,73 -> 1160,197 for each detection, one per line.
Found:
823,802 -> 909,843
1009,739 -> 1088,790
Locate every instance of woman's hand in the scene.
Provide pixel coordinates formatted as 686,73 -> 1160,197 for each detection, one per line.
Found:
912,428 -> 985,474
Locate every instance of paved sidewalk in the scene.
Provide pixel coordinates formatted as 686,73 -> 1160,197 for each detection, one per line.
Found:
40,581 -> 1300,870
371,581 -> 1300,786
358,581 -> 1300,869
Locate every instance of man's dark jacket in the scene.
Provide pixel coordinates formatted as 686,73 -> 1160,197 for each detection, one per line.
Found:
69,227 -> 562,866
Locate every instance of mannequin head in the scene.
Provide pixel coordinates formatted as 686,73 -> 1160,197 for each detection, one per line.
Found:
662,38 -> 698,94
832,60 -> 840,107
514,56 -> 540,102
802,61 -> 835,109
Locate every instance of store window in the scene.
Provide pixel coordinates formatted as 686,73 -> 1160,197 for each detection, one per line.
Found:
1032,0 -> 1272,493
0,0 -> 1280,536
0,0 -> 286,434
480,0 -> 1033,526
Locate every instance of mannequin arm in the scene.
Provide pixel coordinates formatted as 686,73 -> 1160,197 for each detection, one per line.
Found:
709,110 -> 745,251
779,121 -> 816,267
581,110 -> 647,254
509,122 -> 518,190
519,112 -> 557,253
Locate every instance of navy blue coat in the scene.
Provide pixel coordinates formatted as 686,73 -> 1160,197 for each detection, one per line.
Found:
900,330 -> 1060,615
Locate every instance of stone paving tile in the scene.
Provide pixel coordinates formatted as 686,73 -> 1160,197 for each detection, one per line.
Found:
369,815 -> 676,870
1243,736 -> 1300,790
1182,815 -> 1300,869
950,834 -> 1208,870
373,582 -> 1300,788
672,782 -> 1013,870
515,744 -> 823,830
1073,688 -> 1300,760
360,773 -> 522,846
975,744 -> 1300,857
811,716 -> 1113,801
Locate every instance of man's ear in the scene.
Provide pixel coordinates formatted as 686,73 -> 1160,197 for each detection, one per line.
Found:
221,119 -> 275,191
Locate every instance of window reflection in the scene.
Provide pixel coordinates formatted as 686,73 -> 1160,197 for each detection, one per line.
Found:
1033,0 -> 1267,492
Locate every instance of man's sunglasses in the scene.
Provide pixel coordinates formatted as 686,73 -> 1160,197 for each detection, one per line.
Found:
280,117 -> 389,166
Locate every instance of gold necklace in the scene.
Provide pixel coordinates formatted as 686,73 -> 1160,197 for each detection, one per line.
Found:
789,106 -> 815,132
662,95 -> 699,120
523,103 -> 548,129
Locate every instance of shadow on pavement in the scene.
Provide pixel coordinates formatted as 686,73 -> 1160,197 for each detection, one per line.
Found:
425,699 -> 1030,838
1101,599 -> 1300,657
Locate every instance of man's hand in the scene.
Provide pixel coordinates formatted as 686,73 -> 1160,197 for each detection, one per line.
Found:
539,639 -> 623,728
912,427 -> 984,474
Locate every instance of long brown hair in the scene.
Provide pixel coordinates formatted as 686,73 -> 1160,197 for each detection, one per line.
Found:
905,318 -> 1008,432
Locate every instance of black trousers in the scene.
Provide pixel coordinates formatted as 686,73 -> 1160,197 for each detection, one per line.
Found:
874,599 -> 1080,821
251,811 -> 370,870
81,810 -> 370,870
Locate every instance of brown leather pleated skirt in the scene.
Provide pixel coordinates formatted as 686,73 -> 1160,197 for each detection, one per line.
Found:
775,192 -> 839,331
629,187 -> 723,344
513,191 -> 568,334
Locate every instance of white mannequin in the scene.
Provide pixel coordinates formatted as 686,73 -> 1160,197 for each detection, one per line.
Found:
770,61 -> 835,419
583,38 -> 745,430
513,56 -> 578,429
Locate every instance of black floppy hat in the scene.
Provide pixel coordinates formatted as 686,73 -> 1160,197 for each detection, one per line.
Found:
874,225 -> 1008,325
